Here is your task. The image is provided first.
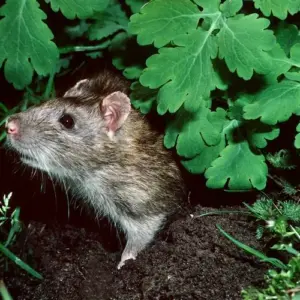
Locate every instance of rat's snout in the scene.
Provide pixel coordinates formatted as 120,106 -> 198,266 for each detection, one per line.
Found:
5,116 -> 20,136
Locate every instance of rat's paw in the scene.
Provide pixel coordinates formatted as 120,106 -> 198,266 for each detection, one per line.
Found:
117,251 -> 137,269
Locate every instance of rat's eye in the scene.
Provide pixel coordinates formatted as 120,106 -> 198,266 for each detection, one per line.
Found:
59,114 -> 75,129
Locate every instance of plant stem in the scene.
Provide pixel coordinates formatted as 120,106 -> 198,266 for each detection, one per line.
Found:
43,69 -> 56,99
59,44 -> 106,54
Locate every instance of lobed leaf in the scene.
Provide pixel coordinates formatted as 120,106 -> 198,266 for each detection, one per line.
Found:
130,81 -> 157,114
128,0 -> 201,48
275,24 -> 300,55
125,0 -> 147,13
220,0 -> 243,17
181,133 -> 225,174
65,20 -> 90,40
247,123 -> 280,149
0,0 -> 59,89
164,106 -> 226,158
254,0 -> 300,20
140,29 -> 222,114
205,141 -> 267,190
45,0 -> 109,19
88,2 -> 128,41
193,0 -> 220,13
217,14 -> 276,80
264,43 -> 291,83
243,80 -> 300,125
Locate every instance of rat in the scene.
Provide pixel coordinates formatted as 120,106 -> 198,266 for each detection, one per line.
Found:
5,69 -> 186,269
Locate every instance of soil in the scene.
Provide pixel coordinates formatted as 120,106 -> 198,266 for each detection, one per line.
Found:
0,150 -> 269,300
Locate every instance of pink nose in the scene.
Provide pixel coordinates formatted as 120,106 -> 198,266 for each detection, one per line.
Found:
6,118 -> 19,135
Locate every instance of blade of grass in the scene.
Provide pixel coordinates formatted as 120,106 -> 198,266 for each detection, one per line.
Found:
0,243 -> 43,279
0,280 -> 13,300
43,69 -> 56,99
4,208 -> 21,248
195,210 -> 250,218
217,225 -> 288,270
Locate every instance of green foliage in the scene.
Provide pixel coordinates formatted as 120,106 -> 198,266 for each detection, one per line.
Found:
0,0 -> 59,89
0,193 -> 42,280
215,195 -> 300,299
45,0 -> 109,19
254,0 -> 300,20
240,197 -> 300,299
129,0 -> 201,48
266,150 -> 296,170
127,0 -> 300,191
243,80 -> 300,125
242,256 -> 300,300
2,0 -> 300,190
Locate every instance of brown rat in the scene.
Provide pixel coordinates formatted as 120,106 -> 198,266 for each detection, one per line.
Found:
5,69 -> 186,269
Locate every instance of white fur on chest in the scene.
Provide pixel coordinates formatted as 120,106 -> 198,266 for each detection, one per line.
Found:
69,174 -> 121,226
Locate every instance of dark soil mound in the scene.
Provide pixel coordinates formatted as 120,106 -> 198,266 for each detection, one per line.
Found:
2,204 -> 266,300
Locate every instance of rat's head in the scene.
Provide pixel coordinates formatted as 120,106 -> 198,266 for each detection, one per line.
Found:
5,74 -> 131,178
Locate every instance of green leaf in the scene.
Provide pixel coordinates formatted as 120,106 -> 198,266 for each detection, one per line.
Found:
181,133 -> 225,174
110,32 -> 155,79
205,141 -> 267,190
227,96 -> 254,121
290,43 -> 300,66
193,0 -> 220,12
217,14 -> 276,80
276,24 -> 300,55
220,0 -> 243,17
65,20 -> 90,40
88,22 -> 124,41
264,43 -> 291,83
164,106 -> 226,158
128,0 -> 201,47
140,28 -> 222,114
130,81 -> 157,114
254,0 -> 300,20
295,122 -> 300,148
85,51 -> 103,59
228,97 -> 280,148
289,0 -> 300,14
285,72 -> 300,82
125,0 -> 147,13
247,123 -> 280,149
124,66 -> 143,80
56,56 -> 72,74
45,0 -> 109,19
88,2 -> 128,41
243,80 -> 300,125
0,0 -> 59,89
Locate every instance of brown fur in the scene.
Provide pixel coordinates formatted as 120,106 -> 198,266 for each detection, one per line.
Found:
5,69 -> 186,268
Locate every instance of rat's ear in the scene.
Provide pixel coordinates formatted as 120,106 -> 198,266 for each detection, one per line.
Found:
101,91 -> 131,135
64,79 -> 89,97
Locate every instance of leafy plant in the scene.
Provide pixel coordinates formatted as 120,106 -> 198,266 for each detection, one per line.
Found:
128,0 -> 300,191
2,0 -> 300,190
0,193 -> 42,280
217,195 -> 300,299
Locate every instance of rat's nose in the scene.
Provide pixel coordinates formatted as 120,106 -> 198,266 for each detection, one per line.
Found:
6,117 -> 20,135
